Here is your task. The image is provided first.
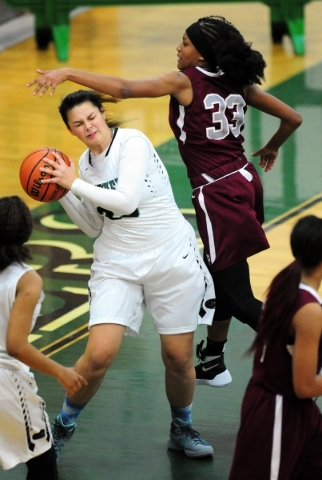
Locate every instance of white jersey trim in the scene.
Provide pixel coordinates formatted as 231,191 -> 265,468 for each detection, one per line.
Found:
270,394 -> 283,480
299,282 -> 322,303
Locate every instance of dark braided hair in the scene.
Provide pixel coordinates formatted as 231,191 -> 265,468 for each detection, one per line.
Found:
59,89 -> 122,129
0,196 -> 33,271
198,15 -> 266,86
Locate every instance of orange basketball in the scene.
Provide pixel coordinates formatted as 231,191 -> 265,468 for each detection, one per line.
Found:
19,147 -> 70,202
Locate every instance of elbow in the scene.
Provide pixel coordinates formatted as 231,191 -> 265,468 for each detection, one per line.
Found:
85,227 -> 102,238
291,112 -> 303,130
112,201 -> 139,217
120,206 -> 139,216
294,382 -> 314,399
120,206 -> 137,216
6,342 -> 23,360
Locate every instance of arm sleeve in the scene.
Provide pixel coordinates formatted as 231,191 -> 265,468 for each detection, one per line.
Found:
59,191 -> 104,238
71,135 -> 149,216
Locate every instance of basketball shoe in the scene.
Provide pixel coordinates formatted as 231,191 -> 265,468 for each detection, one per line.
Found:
167,418 -> 214,458
51,415 -> 76,460
195,340 -> 232,387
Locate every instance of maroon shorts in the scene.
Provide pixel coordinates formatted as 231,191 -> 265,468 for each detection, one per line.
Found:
192,162 -> 269,272
229,381 -> 322,480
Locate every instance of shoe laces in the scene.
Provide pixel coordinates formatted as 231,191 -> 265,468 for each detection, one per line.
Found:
196,340 -> 206,362
182,425 -> 205,445
196,340 -> 223,365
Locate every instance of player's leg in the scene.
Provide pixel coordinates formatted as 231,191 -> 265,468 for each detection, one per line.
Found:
213,259 -> 262,330
196,259 -> 262,387
51,254 -> 145,459
145,222 -> 214,457
193,164 -> 267,387
161,332 -> 195,406
195,317 -> 232,388
160,332 -> 214,458
52,323 -> 126,459
26,445 -> 57,480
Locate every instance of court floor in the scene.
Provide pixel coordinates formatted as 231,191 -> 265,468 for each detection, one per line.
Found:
1,2 -> 322,479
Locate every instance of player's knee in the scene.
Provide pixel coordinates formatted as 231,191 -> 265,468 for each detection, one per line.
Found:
163,350 -> 193,374
85,349 -> 115,374
231,295 -> 262,331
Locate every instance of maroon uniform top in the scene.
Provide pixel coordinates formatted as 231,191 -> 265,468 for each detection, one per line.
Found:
252,284 -> 322,398
169,66 -> 247,187
168,66 -> 269,271
229,284 -> 322,480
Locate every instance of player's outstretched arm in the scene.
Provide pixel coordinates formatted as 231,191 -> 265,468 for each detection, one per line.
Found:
27,68 -> 190,101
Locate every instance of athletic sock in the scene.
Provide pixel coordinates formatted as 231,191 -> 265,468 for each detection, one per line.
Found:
204,338 -> 227,357
60,397 -> 86,426
170,403 -> 192,425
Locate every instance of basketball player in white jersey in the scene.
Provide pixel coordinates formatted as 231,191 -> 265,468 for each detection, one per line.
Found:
0,196 -> 86,479
40,90 -> 216,460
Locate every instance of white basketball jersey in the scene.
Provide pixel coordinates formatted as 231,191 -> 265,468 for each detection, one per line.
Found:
0,263 -> 44,371
76,128 -> 185,254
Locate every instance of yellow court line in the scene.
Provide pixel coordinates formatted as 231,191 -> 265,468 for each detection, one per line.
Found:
39,324 -> 89,352
46,333 -> 89,358
180,208 -> 195,215
263,192 -> 322,229
249,198 -> 322,300
40,302 -> 89,332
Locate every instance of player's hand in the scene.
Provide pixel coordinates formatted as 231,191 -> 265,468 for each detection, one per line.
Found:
27,68 -> 69,96
40,151 -> 76,190
58,367 -> 88,397
251,147 -> 278,172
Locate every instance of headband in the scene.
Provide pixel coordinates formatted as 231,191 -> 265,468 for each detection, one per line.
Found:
186,22 -> 214,63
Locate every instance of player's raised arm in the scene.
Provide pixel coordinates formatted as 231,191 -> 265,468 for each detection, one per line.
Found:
27,67 -> 190,101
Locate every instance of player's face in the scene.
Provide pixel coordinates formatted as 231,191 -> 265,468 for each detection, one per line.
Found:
176,32 -> 204,70
66,101 -> 111,154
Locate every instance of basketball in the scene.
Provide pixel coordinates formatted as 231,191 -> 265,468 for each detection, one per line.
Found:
19,147 -> 70,202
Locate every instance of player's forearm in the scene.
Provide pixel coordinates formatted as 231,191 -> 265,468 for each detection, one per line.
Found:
67,68 -> 133,98
71,178 -> 140,216
265,117 -> 302,150
8,341 -> 65,380
59,192 -> 103,237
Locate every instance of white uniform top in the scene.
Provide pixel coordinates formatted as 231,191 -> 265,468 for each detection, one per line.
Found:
60,128 -> 187,255
0,262 -> 44,371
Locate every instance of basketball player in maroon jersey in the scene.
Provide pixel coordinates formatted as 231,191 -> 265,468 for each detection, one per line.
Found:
28,15 -> 302,388
229,215 -> 322,479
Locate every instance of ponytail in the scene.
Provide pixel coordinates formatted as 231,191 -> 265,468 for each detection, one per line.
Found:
251,260 -> 301,352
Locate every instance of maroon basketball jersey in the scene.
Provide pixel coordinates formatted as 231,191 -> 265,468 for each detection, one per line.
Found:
252,285 -> 322,397
169,66 -> 247,184
230,284 -> 322,480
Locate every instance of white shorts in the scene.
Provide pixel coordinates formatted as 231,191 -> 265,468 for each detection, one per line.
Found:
0,368 -> 52,470
88,222 -> 215,336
